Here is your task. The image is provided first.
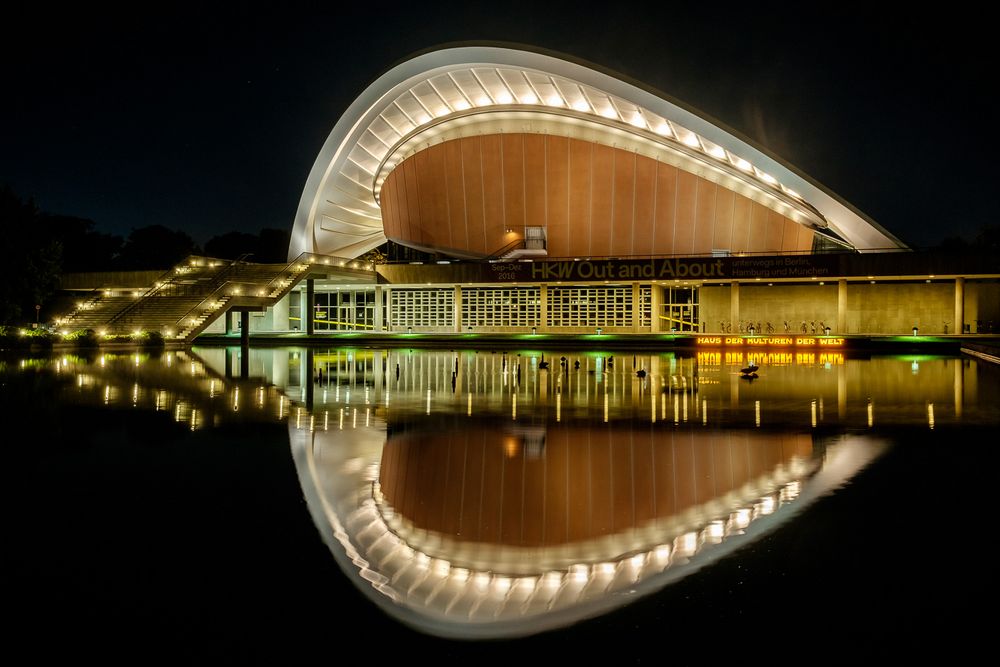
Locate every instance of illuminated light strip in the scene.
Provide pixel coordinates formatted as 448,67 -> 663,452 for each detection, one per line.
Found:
346,470 -> 814,626
368,453 -> 815,578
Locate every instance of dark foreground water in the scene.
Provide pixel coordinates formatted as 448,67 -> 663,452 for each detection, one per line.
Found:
4,347 -> 999,660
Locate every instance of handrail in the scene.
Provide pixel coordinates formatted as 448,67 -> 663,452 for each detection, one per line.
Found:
104,258 -> 197,327
170,257 -> 262,328
486,237 -> 525,260
110,255 -> 246,329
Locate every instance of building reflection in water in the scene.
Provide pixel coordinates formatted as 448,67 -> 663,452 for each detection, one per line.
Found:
21,346 -> 998,638
294,414 -> 884,638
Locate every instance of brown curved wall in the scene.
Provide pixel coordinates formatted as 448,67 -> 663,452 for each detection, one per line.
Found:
379,427 -> 813,547
380,134 -> 815,258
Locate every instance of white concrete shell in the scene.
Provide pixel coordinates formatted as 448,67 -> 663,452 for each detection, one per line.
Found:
290,45 -> 905,260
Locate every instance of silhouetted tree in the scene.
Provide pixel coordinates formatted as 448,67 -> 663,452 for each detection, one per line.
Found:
0,186 -> 62,324
974,224 -> 1000,251
203,227 -> 290,263
936,235 -> 970,252
116,225 -> 199,269
256,228 -> 290,263
204,231 -> 259,260
44,214 -> 123,271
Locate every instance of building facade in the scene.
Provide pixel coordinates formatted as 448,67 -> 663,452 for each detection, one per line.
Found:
207,46 -> 1000,337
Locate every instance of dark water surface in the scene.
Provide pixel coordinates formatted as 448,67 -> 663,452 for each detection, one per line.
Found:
4,347 -> 998,660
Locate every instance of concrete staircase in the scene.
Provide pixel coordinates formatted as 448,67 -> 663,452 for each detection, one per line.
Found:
56,253 -> 376,343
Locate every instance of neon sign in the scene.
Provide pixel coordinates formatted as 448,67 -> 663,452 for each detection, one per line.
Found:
696,335 -> 844,347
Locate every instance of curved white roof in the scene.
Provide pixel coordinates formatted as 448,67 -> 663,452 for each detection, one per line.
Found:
290,46 -> 906,260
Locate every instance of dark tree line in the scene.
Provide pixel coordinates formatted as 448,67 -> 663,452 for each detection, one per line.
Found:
0,186 -> 290,324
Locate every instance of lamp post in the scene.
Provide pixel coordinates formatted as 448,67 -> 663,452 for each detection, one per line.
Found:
35,304 -> 40,328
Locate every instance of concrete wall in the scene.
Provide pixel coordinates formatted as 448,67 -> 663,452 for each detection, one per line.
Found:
700,285 -> 730,333
967,281 -> 1000,332
60,270 -> 165,290
847,282 -> 952,334
700,283 -> 838,334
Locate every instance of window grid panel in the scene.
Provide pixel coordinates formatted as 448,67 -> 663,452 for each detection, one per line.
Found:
546,287 -> 633,328
389,289 -> 455,329
462,287 -> 541,329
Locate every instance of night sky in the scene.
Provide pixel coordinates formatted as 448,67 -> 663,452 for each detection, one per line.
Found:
3,6 -> 993,249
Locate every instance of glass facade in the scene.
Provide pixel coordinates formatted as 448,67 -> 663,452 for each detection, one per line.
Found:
312,290 -> 376,330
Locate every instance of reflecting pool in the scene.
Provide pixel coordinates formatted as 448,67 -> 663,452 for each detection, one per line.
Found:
5,347 -> 999,655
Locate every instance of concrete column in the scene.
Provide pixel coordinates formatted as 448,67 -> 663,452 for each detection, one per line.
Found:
454,285 -> 462,333
838,279 -> 848,333
298,349 -> 308,402
272,349 -> 289,390
384,288 -> 392,331
305,278 -> 315,336
730,282 -> 740,329
539,284 -> 548,332
225,310 -> 234,335
240,310 -> 250,348
374,285 -> 383,331
837,363 -> 846,420
955,277 -> 965,335
632,282 -> 641,333
954,359 -> 964,418
272,294 -> 289,332
305,348 -> 314,410
651,284 -> 662,332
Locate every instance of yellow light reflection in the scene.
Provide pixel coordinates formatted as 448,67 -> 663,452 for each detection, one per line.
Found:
755,400 -> 761,427
867,399 -> 874,427
603,393 -> 608,423
811,400 -> 817,427
504,436 -> 520,458
927,402 -> 935,429
702,399 -> 707,425
512,393 -> 518,421
556,392 -> 561,422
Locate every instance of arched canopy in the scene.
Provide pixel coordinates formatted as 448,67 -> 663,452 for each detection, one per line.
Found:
290,45 -> 905,260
